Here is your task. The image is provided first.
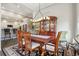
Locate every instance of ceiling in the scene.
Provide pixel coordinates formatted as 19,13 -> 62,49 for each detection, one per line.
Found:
1,3 -> 54,22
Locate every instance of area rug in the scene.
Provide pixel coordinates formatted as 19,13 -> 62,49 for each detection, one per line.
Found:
2,44 -> 79,56
2,44 -> 62,56
2,44 -> 39,56
2,44 -> 20,56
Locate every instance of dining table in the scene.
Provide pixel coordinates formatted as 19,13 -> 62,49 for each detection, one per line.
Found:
31,34 -> 52,55
31,34 -> 51,43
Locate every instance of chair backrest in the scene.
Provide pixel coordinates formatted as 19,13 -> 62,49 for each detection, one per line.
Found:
48,31 -> 56,36
24,32 -> 31,50
59,31 -> 68,41
49,32 -> 62,55
57,32 -> 62,42
55,32 -> 62,49
17,30 -> 23,48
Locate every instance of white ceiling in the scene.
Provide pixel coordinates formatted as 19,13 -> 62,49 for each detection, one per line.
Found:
22,3 -> 53,11
1,3 -> 54,22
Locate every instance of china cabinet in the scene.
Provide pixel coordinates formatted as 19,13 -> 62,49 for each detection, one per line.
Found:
39,16 -> 57,37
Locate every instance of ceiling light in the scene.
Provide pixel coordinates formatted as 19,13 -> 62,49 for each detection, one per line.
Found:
14,22 -> 18,25
2,20 -> 7,23
43,17 -> 46,19
30,19 -> 32,21
46,16 -> 50,20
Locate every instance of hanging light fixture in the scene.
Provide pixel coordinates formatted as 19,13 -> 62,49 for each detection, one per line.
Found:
32,3 -> 53,22
32,3 -> 44,21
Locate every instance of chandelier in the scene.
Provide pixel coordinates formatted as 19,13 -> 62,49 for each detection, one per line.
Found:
33,3 -> 44,20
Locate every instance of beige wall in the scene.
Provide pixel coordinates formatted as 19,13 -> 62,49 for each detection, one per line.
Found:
0,3 -> 1,51
42,3 -> 74,42
1,21 -> 20,29
77,4 -> 79,34
33,3 -> 78,42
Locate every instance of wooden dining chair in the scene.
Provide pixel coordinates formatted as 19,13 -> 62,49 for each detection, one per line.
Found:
17,30 -> 23,50
42,32 -> 62,56
24,32 -> 40,56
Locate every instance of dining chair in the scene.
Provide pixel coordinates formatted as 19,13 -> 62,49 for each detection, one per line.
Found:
17,30 -> 24,51
24,32 -> 40,56
42,32 -> 62,56
68,34 -> 79,56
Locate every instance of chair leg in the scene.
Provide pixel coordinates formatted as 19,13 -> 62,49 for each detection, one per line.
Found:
53,49 -> 56,56
38,46 -> 42,55
28,51 -> 31,56
64,48 -> 67,56
40,48 -> 46,56
45,51 -> 50,56
74,49 -> 76,56
35,50 -> 39,56
62,50 -> 64,56
57,50 -> 59,56
40,50 -> 44,55
25,49 -> 27,55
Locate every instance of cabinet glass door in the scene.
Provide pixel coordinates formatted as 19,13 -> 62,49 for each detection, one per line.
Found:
44,21 -> 49,31
50,20 -> 55,31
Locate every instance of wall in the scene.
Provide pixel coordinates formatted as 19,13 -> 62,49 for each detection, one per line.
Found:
1,21 -> 20,29
43,3 -> 73,42
1,18 -> 31,29
34,3 -> 78,42
0,3 -> 1,51
77,4 -> 79,34
72,4 -> 79,43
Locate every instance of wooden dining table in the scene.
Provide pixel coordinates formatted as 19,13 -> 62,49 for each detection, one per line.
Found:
31,34 -> 51,43
31,34 -> 52,55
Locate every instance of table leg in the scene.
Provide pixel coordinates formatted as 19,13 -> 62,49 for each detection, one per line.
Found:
38,43 -> 44,55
